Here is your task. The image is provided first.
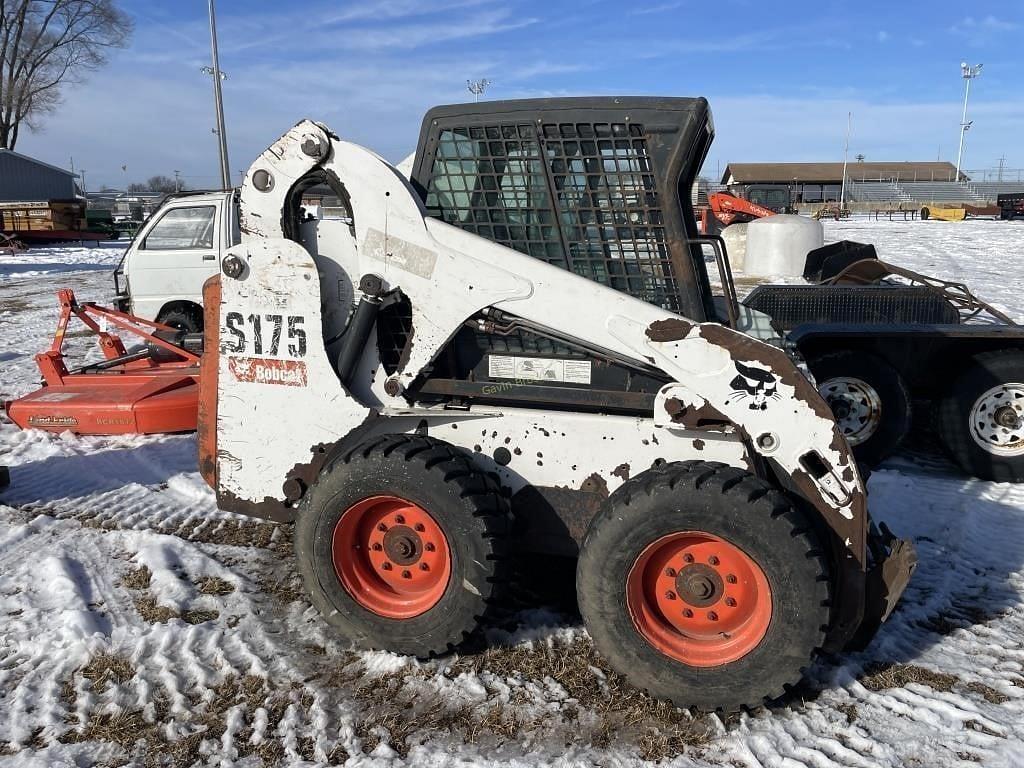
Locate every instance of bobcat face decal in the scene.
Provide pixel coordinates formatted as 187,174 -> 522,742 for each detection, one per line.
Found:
727,360 -> 780,411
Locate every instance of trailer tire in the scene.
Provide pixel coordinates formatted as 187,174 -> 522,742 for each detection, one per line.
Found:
156,305 -> 203,334
576,461 -> 830,713
295,434 -> 511,657
810,351 -> 912,467
936,350 -> 1024,482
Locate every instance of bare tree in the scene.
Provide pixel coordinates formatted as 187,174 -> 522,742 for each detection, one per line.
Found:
0,0 -> 132,149
127,175 -> 181,194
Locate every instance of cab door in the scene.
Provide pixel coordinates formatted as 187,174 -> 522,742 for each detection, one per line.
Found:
127,202 -> 221,320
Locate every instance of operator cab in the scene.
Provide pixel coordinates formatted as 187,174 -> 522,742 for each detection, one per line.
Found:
405,97 -> 779,343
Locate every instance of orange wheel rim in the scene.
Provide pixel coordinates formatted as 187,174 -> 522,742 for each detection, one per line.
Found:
332,495 -> 451,619
626,531 -> 772,667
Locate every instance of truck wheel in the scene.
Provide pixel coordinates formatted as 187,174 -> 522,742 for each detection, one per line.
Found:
936,350 -> 1024,482
156,305 -> 203,333
295,434 -> 510,656
576,461 -> 830,712
810,351 -> 911,467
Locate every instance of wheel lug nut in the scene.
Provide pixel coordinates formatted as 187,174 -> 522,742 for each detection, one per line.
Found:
683,554 -> 694,563
664,590 -> 676,600
425,542 -> 436,552
707,611 -> 718,621
683,609 -> 693,618
725,597 -> 736,607
372,543 -> 382,551
381,562 -> 392,571
402,570 -> 412,579
726,574 -> 737,584
377,523 -> 387,532
664,567 -> 676,577
419,563 -> 429,571
395,514 -> 405,524
415,523 -> 425,532
708,556 -> 720,566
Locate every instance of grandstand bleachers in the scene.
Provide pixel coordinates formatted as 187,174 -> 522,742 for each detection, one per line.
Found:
846,179 -> 1023,205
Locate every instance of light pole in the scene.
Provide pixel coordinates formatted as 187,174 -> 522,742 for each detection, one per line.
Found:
839,111 -> 851,209
955,61 -> 982,181
466,78 -> 491,102
204,0 -> 231,190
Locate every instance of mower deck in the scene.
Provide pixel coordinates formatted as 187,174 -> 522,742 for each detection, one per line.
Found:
3,289 -> 201,436
6,371 -> 198,435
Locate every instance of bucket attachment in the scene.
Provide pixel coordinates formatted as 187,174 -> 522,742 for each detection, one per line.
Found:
3,290 -> 200,435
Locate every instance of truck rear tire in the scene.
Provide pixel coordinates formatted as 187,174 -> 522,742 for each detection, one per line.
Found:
295,434 -> 511,656
576,461 -> 830,712
156,305 -> 203,334
810,351 -> 912,467
936,350 -> 1024,482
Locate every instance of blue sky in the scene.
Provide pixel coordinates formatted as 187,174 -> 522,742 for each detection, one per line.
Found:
15,0 -> 1024,189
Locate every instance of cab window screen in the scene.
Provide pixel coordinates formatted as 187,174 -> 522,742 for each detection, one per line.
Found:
424,122 -> 680,311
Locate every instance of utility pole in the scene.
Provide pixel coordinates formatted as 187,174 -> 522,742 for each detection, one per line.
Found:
174,170 -> 181,192
205,0 -> 231,190
839,111 -> 851,208
955,62 -> 982,181
997,155 -> 1006,183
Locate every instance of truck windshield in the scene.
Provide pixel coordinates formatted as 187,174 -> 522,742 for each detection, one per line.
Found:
144,206 -> 216,250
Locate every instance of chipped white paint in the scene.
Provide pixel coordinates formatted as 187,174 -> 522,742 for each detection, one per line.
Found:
216,120 -> 864,548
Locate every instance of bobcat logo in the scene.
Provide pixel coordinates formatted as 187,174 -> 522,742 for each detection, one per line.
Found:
727,361 -> 780,411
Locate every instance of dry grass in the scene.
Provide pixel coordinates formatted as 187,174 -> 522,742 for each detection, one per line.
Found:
81,653 -> 135,692
132,590 -> 219,626
334,638 -> 715,760
836,702 -> 858,724
181,608 -> 220,625
120,565 -> 152,590
860,662 -> 1009,706
964,681 -> 1009,705
187,520 -> 290,552
133,594 -> 179,624
58,669 -> 311,768
259,573 -> 305,604
0,298 -> 31,313
196,576 -> 235,596
860,662 -> 960,693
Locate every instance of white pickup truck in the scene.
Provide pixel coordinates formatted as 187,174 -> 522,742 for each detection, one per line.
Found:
114,191 -> 239,332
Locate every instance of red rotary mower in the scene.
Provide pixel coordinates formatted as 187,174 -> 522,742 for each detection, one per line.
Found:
3,290 -> 200,435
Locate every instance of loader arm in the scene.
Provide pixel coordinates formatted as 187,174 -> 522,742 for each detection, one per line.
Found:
203,120 -> 914,650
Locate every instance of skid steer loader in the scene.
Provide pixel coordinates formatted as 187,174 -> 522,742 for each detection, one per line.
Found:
199,98 -> 915,712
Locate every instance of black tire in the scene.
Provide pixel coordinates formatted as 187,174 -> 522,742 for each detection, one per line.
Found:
295,434 -> 511,656
577,461 -> 830,713
810,350 -> 912,467
936,350 -> 1024,482
156,305 -> 203,333
921,206 -> 930,220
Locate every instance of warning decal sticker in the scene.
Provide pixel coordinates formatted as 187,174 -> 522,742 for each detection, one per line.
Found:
487,355 -> 592,385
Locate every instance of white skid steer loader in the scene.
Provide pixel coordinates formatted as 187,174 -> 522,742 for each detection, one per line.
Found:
198,98 -> 915,712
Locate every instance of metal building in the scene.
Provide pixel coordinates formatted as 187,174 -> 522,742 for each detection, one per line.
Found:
0,149 -> 79,202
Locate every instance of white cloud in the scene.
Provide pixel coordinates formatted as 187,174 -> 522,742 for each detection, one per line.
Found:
629,2 -> 685,15
950,15 -> 1019,45
877,30 -> 889,43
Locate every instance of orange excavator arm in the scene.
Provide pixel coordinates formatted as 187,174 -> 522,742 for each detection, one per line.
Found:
708,192 -> 777,226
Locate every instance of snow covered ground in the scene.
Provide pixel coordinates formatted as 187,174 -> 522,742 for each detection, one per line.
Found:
1,220 -> 1024,767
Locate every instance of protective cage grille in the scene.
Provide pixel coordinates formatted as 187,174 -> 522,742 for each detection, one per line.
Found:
416,104 -> 708,313
744,284 -> 961,329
